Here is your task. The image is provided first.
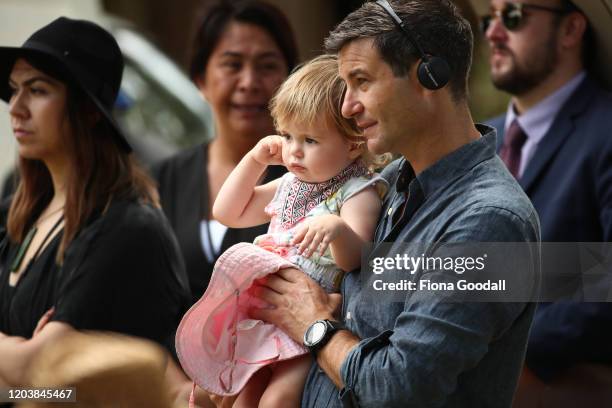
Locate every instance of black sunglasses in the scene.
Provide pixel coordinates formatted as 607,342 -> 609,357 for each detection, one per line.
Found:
480,2 -> 571,33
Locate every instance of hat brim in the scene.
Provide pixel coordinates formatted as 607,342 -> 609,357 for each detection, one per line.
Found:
0,46 -> 132,153
175,243 -> 307,396
27,331 -> 172,408
468,0 -> 612,90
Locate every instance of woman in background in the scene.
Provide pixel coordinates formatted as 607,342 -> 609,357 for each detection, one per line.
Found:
153,0 -> 297,305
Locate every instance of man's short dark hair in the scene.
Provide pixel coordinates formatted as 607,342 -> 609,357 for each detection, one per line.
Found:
325,0 -> 473,101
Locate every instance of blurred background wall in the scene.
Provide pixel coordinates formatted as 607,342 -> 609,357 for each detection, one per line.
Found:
1,0 -> 509,184
100,0 -> 509,120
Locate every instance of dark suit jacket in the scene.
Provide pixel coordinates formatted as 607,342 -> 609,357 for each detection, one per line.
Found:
488,76 -> 612,380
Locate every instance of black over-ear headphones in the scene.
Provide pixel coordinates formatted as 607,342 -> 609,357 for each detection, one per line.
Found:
374,0 -> 451,90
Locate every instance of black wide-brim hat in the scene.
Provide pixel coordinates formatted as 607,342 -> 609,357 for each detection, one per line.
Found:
0,16 -> 132,152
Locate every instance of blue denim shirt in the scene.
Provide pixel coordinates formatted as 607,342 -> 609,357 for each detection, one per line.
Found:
302,126 -> 541,408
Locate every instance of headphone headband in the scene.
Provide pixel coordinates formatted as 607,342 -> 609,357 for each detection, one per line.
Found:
373,0 -> 451,90
374,0 -> 429,62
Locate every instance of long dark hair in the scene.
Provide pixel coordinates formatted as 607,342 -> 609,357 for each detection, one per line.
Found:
7,54 -> 158,262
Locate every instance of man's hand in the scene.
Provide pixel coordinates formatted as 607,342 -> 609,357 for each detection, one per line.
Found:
292,214 -> 346,257
250,268 -> 342,342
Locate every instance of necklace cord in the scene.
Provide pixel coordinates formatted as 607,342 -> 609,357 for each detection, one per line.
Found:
10,213 -> 64,273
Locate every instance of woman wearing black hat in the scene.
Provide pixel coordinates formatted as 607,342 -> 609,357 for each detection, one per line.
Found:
0,17 -> 190,389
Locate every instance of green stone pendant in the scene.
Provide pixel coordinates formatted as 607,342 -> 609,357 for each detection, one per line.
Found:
10,226 -> 37,273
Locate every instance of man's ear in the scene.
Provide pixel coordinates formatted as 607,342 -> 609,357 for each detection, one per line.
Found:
559,12 -> 587,49
409,62 -> 430,96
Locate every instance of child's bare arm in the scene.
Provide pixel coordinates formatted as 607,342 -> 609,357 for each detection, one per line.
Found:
292,187 -> 381,271
212,136 -> 284,228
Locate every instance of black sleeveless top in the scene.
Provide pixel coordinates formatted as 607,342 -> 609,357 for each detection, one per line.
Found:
0,230 -> 61,338
0,199 -> 190,354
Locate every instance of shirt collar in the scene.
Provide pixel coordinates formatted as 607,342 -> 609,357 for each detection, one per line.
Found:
504,71 -> 586,144
396,124 -> 496,199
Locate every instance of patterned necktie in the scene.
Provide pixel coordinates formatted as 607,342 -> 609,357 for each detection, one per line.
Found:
499,119 -> 527,178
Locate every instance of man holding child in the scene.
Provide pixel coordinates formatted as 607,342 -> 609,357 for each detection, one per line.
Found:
252,1 -> 540,407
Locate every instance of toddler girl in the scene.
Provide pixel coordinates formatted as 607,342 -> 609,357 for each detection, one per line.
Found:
176,54 -> 388,407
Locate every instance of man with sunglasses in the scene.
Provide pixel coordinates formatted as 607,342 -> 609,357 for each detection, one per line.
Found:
473,0 -> 612,405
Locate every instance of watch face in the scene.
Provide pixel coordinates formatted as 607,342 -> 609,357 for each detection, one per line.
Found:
304,321 -> 327,346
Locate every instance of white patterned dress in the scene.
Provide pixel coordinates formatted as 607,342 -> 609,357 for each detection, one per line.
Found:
254,163 -> 387,292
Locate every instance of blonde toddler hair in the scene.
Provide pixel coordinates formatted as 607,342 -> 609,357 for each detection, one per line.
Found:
270,54 -> 390,170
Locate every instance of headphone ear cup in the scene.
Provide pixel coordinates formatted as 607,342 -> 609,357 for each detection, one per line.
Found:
417,56 -> 451,90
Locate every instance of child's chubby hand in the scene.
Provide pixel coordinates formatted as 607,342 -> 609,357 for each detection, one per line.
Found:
251,135 -> 284,166
292,214 -> 346,258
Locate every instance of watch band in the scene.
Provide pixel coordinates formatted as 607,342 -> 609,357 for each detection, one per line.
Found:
303,319 -> 347,354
